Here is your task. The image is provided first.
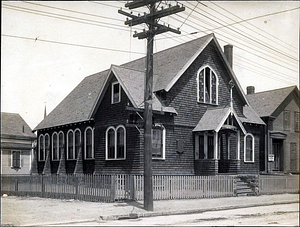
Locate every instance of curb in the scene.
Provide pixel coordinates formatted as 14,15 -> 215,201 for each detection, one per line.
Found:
100,200 -> 299,220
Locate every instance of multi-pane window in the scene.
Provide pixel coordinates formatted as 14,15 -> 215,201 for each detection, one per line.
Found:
152,124 -> 165,159
244,133 -> 254,162
12,150 -> 21,168
195,133 -> 214,160
283,110 -> 290,131
84,127 -> 94,159
45,134 -> 50,160
112,81 -> 121,104
67,129 -> 81,160
294,112 -> 300,132
198,66 -> 218,104
39,134 -> 45,161
52,133 -> 59,160
58,132 -> 64,158
67,130 -> 74,160
106,125 -> 126,160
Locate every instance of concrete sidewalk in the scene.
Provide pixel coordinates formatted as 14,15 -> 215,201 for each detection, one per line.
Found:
1,193 -> 299,226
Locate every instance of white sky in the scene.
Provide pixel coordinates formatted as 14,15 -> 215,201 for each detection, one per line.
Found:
1,1 -> 299,129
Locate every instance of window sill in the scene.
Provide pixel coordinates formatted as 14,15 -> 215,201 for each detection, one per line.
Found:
152,157 -> 165,161
84,158 -> 95,160
11,167 -> 21,169
106,158 -> 126,161
244,160 -> 255,163
197,101 -> 218,106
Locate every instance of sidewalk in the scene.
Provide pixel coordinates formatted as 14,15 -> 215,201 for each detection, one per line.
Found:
1,193 -> 299,226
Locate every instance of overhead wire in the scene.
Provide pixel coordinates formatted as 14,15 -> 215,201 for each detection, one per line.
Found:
209,1 -> 299,53
179,2 -> 298,68
191,1 -> 299,62
168,6 -> 298,72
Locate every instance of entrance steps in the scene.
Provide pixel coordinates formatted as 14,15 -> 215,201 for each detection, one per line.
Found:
235,175 -> 259,196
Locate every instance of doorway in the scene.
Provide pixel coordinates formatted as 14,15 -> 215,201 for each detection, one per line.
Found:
272,139 -> 283,171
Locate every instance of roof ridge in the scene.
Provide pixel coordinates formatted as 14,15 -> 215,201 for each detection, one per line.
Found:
247,85 -> 297,95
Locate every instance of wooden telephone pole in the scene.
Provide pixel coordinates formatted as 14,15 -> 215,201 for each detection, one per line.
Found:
119,0 -> 185,211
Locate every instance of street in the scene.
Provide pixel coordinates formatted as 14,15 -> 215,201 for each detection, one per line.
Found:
50,203 -> 299,226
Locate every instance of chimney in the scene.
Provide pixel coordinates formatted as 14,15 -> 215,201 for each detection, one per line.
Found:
224,44 -> 233,68
247,86 -> 255,95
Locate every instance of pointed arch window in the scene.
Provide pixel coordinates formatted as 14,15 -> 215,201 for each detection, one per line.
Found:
58,131 -> 64,159
197,66 -> 218,104
67,129 -> 81,160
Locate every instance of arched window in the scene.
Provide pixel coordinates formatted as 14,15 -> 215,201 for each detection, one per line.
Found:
84,127 -> 94,159
58,131 -> 64,159
52,132 -> 59,160
74,129 -> 81,160
197,66 -> 218,104
244,133 -> 254,162
67,130 -> 74,160
39,134 -> 45,161
116,126 -> 126,159
45,134 -> 50,160
106,125 -> 126,160
152,124 -> 166,159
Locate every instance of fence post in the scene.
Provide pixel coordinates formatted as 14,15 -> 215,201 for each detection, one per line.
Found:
41,175 -> 45,197
75,175 -> 79,199
233,176 -> 237,196
110,175 -> 116,202
130,175 -> 135,200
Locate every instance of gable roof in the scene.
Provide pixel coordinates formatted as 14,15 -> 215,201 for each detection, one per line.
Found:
34,33 -> 249,131
34,70 -> 109,131
193,107 -> 247,134
1,112 -> 36,138
246,86 -> 299,117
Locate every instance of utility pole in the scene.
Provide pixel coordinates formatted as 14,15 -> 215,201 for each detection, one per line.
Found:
119,0 -> 185,211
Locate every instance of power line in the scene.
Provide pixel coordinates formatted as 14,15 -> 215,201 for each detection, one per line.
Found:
209,1 -> 299,53
192,1 -> 299,62
2,4 -> 140,32
170,7 -> 298,72
181,2 -> 299,65
24,1 -> 124,23
2,34 -> 146,55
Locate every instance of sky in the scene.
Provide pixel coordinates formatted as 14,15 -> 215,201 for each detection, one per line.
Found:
1,1 -> 299,130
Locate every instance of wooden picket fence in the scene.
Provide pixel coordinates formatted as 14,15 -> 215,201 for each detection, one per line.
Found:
259,174 -> 299,194
1,174 -> 299,202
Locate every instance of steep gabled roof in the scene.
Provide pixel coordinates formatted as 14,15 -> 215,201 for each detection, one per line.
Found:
34,70 -> 109,131
246,86 -> 299,117
34,33 -> 249,131
1,112 -> 36,138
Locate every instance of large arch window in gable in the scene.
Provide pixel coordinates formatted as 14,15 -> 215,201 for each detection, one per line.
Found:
106,125 -> 126,160
197,66 -> 218,105
84,127 -> 94,159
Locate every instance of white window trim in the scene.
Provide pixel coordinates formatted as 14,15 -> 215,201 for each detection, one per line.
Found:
244,133 -> 255,163
84,126 -> 94,160
152,123 -> 166,160
11,150 -> 21,168
197,65 -> 219,105
52,132 -> 59,161
105,125 -> 126,160
111,81 -> 121,104
38,134 -> 45,161
67,129 -> 81,160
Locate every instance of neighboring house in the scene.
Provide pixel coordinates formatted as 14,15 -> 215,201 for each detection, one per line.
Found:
246,86 -> 300,174
1,112 -> 36,175
33,33 -> 265,176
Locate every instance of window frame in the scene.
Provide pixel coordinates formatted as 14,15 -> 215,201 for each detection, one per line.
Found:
152,123 -> 166,160
66,129 -> 81,160
58,131 -> 64,159
111,81 -> 121,104
38,134 -> 45,161
11,150 -> 21,169
294,111 -> 300,132
244,133 -> 255,163
283,110 -> 291,131
84,126 -> 94,160
105,125 -> 126,160
197,65 -> 218,105
52,132 -> 59,161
